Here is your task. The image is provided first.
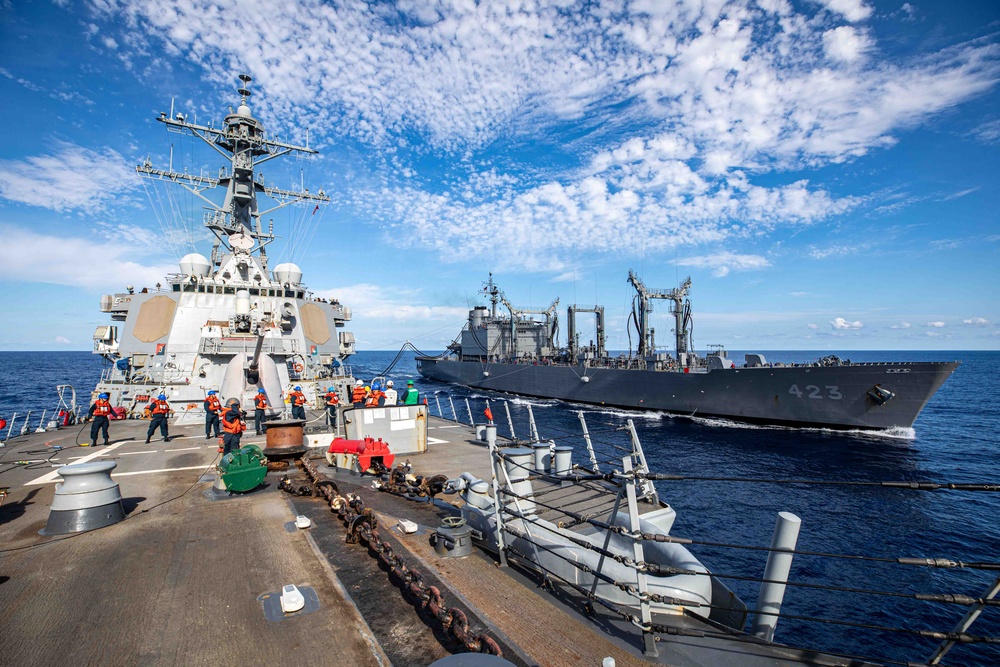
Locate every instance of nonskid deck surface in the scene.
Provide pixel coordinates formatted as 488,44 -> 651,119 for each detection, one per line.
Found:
0,414 -> 872,666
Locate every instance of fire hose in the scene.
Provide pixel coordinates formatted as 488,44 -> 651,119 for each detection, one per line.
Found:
283,456 -> 503,657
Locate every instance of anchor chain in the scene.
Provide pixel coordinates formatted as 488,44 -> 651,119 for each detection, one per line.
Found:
288,456 -> 503,658
372,463 -> 450,499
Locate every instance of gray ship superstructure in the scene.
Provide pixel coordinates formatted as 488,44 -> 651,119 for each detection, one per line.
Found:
417,275 -> 959,430
93,74 -> 355,419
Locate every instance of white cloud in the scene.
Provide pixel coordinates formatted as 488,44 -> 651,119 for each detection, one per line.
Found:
941,187 -> 979,201
55,336 -> 71,344
84,1 -> 999,272
807,323 -> 818,329
923,321 -> 946,327
962,317 -> 989,326
676,252 -> 771,277
830,317 -> 863,329
0,142 -> 139,213
0,225 -> 174,288
890,321 -> 911,329
314,283 -> 467,323
819,0 -> 874,22
823,27 -> 872,63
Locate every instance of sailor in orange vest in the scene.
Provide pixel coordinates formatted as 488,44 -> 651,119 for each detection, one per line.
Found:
253,388 -> 269,435
365,387 -> 386,407
324,386 -> 340,429
203,390 -> 222,440
289,385 -> 307,420
145,393 -> 171,443
221,399 -> 247,455
350,380 -> 367,408
86,392 -> 113,447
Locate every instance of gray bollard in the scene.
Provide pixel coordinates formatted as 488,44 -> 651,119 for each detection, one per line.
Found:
44,460 -> 125,535
553,445 -> 573,476
532,443 -> 551,472
503,447 -> 535,516
752,511 -> 802,642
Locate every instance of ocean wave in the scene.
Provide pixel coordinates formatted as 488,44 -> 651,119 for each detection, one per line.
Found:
684,415 -> 917,440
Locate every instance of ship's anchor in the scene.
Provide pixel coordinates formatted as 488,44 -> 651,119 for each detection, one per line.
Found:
867,384 -> 896,405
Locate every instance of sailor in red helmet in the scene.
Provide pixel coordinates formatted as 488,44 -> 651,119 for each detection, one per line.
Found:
86,392 -> 114,447
145,393 -> 171,443
203,390 -> 222,440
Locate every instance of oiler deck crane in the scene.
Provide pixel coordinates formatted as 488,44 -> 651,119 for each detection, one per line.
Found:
627,271 -> 693,365
499,294 -> 560,360
567,305 -> 606,360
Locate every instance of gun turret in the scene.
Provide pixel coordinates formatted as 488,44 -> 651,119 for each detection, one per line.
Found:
245,331 -> 265,384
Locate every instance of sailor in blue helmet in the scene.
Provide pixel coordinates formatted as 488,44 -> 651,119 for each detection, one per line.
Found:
86,392 -> 114,447
253,388 -> 269,435
288,385 -> 307,420
145,392 -> 171,443
323,385 -> 340,430
203,390 -> 222,440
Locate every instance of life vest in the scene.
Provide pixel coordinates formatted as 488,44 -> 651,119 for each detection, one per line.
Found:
205,395 -> 222,413
222,411 -> 246,434
93,399 -> 112,417
291,391 -> 306,407
351,386 -> 367,403
365,390 -> 384,407
254,395 -> 268,410
325,392 -> 339,407
150,399 -> 170,415
402,388 -> 419,405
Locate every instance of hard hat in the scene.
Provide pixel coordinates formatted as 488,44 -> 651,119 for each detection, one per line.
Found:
364,385 -> 370,391
294,385 -> 302,391
407,380 -> 414,386
208,390 -> 216,395
258,388 -> 265,394
158,394 -> 167,400
328,386 -> 334,392
386,380 -> 393,387
98,392 -> 109,399
355,380 -> 363,386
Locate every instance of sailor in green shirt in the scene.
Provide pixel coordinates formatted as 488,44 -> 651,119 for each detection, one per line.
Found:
401,379 -> 419,405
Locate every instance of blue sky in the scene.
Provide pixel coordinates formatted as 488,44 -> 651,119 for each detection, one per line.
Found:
1,0 -> 998,352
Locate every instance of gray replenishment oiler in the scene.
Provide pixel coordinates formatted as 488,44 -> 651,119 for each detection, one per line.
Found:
91,74 -> 356,420
417,274 -> 960,430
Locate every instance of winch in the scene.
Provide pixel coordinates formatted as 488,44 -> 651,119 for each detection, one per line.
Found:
218,445 -> 268,493
325,436 -> 394,474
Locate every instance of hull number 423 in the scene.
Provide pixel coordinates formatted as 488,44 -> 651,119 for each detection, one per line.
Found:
789,385 -> 843,400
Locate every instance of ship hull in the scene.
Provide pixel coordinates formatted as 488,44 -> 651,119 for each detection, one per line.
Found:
416,358 -> 960,430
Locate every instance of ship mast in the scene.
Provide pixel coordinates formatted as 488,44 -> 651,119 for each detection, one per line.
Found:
627,271 -> 692,362
135,73 -> 330,272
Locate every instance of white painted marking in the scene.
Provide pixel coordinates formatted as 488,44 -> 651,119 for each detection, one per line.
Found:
112,465 -> 211,478
26,442 -> 125,485
426,437 -> 448,445
435,425 -> 462,429
168,447 -> 201,452
119,450 -> 157,456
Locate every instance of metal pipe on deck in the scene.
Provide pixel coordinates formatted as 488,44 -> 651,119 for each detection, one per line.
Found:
465,398 -> 474,425
527,404 -> 539,442
504,401 -> 515,439
752,511 -> 802,642
448,396 -> 457,422
579,411 -> 598,472
435,395 -> 442,416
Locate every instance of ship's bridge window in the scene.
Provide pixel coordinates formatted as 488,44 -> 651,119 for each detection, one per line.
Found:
183,284 -> 195,292
172,284 -> 181,292
197,286 -> 205,293
249,288 -> 259,295
285,290 -> 294,298
297,291 -> 304,299
224,287 -> 235,295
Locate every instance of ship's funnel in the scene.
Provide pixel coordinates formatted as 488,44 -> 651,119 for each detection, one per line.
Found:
273,262 -> 302,286
179,253 -> 211,278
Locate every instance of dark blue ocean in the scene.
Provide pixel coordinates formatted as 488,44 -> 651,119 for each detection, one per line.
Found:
1,349 -> 997,666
